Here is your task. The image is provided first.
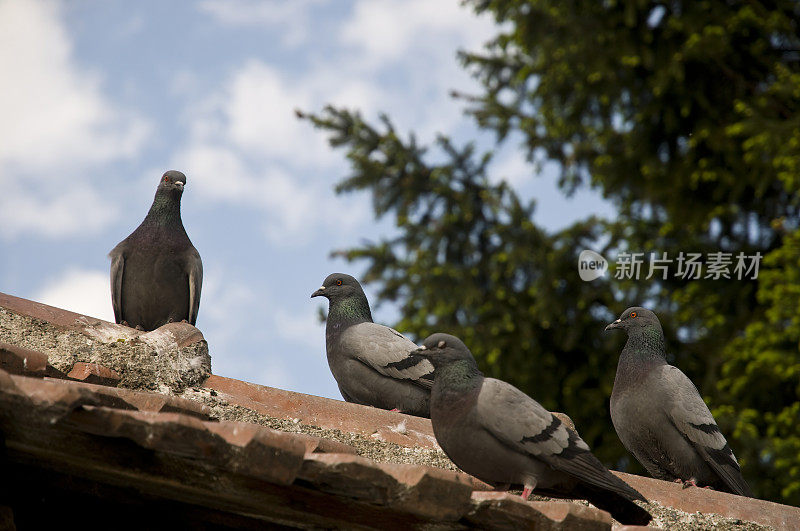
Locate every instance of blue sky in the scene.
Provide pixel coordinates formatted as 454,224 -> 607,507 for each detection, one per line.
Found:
1,0 -> 613,400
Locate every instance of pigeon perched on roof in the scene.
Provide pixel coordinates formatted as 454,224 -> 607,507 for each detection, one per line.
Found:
109,170 -> 202,331
412,333 -> 652,526
311,273 -> 433,417
605,307 -> 752,497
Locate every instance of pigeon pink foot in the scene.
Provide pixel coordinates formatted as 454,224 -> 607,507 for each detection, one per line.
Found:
521,483 -> 536,500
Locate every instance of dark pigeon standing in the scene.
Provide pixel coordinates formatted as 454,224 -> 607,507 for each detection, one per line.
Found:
412,333 -> 652,526
605,307 -> 753,497
109,170 -> 202,331
311,273 -> 433,417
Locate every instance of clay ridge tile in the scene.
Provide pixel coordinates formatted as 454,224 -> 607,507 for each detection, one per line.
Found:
615,471 -> 800,530
9,373 -> 136,413
40,377 -> 213,420
203,374 -> 440,449
468,492 -> 613,530
0,341 -> 48,377
0,368 -> 619,528
298,453 -> 475,521
63,405 -> 307,485
66,362 -> 122,386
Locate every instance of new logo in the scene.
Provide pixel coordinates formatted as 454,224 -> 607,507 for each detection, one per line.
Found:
578,250 -> 608,281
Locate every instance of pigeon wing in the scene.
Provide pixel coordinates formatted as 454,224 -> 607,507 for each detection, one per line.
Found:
661,365 -> 753,497
476,378 -> 645,500
339,322 -> 434,388
186,247 -> 203,326
108,245 -> 125,324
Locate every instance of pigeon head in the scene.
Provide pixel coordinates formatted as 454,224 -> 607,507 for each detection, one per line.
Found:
413,333 -> 476,369
144,170 -> 188,226
605,307 -> 661,333
311,273 -> 366,300
157,170 -> 187,198
311,273 -> 373,324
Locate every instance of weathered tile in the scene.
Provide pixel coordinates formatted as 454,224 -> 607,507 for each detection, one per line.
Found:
64,406 -> 214,458
0,342 -> 48,377
0,292 -> 211,393
380,463 -> 474,521
615,471 -> 800,530
288,432 -> 358,455
468,492 -> 612,530
67,362 -> 122,387
203,375 -> 440,449
298,453 -> 404,504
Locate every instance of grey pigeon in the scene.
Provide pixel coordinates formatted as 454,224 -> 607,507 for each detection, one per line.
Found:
311,273 -> 433,417
109,170 -> 202,331
412,333 -> 652,526
605,307 -> 753,497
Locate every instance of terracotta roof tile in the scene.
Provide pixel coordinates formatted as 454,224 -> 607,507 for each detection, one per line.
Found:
2,291 -> 799,529
0,291 -> 211,393
287,431 -> 359,455
66,379 -> 213,419
0,367 -> 619,528
66,361 -> 122,386
0,341 -> 48,377
614,472 -> 798,530
468,492 -> 613,530
204,374 -> 439,449
299,452 -> 476,520
378,462 -> 476,521
8,371 -> 135,412
0,291 -> 91,328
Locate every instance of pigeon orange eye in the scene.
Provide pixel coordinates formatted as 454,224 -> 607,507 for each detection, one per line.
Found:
630,312 -> 637,318
336,279 -> 342,286
163,176 -> 169,182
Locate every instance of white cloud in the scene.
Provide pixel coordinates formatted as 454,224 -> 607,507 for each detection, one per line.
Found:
334,0 -> 496,141
0,184 -> 118,238
173,58 -> 376,245
272,307 -> 325,352
0,0 -> 149,239
178,144 -> 253,201
36,269 -> 114,322
223,60 -> 315,159
207,60 -> 375,165
196,274 -> 301,392
177,61 -> 336,168
0,0 -> 148,172
491,149 -> 534,188
198,0 -> 327,47
176,142 -> 369,245
197,274 -> 258,348
171,0 -> 495,245
341,0 -> 493,67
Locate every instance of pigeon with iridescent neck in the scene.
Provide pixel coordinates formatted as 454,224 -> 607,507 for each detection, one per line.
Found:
311,273 -> 433,417
412,333 -> 652,526
109,170 -> 202,331
606,306 -> 752,497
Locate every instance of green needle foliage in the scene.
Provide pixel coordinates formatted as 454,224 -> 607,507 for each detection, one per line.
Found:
301,0 -> 800,504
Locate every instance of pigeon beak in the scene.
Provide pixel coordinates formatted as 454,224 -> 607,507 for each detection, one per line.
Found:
175,181 -> 184,190
311,286 -> 326,298
605,319 -> 622,331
